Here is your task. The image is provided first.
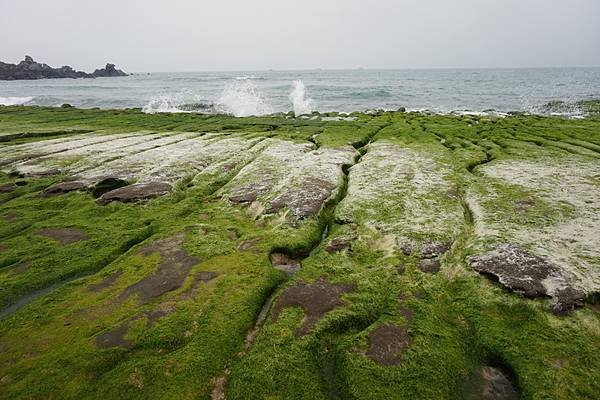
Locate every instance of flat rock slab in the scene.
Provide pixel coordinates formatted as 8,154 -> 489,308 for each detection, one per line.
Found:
41,181 -> 88,197
96,182 -> 172,205
38,228 -> 90,245
468,244 -> 585,315
118,233 -> 199,304
366,324 -> 412,366
272,278 -> 355,336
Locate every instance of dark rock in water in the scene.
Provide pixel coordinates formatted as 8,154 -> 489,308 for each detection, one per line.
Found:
92,63 -> 128,78
42,181 -> 88,197
272,278 -> 355,336
468,244 -> 585,315
176,102 -> 217,113
96,182 -> 171,205
61,103 -> 73,108
326,237 -> 353,253
0,56 -> 127,80
366,324 -> 411,366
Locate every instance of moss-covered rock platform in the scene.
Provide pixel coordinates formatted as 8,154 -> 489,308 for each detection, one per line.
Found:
0,106 -> 599,399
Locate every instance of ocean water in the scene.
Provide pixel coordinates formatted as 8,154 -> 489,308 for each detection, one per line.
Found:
1,68 -> 599,117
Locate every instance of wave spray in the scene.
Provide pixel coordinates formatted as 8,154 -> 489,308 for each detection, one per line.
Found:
289,80 -> 314,117
217,79 -> 273,117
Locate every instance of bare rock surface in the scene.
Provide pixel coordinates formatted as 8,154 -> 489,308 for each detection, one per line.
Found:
336,141 -> 463,257
38,228 -> 90,245
468,244 -> 585,314
96,182 -> 172,205
468,158 -> 600,306
118,233 -> 199,304
41,181 -> 88,197
366,324 -> 412,366
222,140 -> 356,221
272,278 -> 355,336
465,366 -> 519,400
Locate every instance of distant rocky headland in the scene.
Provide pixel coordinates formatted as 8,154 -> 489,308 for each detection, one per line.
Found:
0,56 -> 127,80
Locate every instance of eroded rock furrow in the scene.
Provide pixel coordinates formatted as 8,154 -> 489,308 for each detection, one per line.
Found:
211,144 -> 364,400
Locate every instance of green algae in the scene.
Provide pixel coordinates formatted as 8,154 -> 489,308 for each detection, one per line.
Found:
0,106 -> 599,400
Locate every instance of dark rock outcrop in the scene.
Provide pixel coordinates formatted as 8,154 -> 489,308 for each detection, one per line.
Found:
0,56 -> 127,80
92,63 -> 127,78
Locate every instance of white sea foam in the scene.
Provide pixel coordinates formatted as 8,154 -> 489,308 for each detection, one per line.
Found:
289,80 -> 314,117
142,94 -> 187,114
217,79 -> 273,117
0,96 -> 33,106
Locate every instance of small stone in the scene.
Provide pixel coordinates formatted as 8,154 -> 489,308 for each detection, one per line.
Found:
326,237 -> 352,253
418,259 -> 441,274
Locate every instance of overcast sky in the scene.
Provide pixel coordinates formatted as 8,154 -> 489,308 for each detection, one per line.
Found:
1,0 -> 599,72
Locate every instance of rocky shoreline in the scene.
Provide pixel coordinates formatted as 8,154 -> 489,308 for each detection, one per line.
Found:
0,56 -> 127,80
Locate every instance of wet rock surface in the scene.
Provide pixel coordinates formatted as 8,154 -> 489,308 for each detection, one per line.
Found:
468,244 -> 585,314
38,228 -> 90,245
366,324 -> 412,366
118,234 -> 199,304
272,278 -> 355,336
96,182 -> 172,205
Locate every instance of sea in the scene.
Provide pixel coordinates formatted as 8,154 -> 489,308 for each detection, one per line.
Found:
1,68 -> 599,118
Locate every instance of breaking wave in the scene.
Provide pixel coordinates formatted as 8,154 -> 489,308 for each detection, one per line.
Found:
217,79 -> 273,117
143,80 -> 274,116
0,96 -> 33,106
289,80 -> 314,116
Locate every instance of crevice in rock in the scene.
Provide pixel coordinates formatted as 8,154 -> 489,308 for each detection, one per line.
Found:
91,177 -> 130,198
210,141 -> 366,399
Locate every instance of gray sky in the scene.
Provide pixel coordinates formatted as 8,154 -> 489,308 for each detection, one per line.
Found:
1,0 -> 599,72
